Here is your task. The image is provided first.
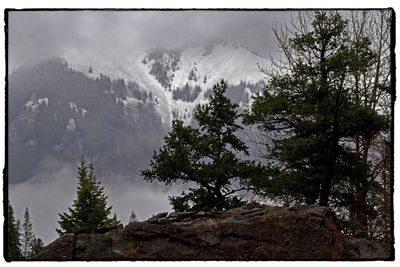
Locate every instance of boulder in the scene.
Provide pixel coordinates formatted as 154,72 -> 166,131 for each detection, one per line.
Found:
344,238 -> 390,259
32,204 -> 390,260
32,234 -> 75,260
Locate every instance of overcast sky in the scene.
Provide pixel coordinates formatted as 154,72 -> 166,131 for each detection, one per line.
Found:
7,10 -> 290,243
6,9 -> 394,245
9,160 -> 181,244
8,10 -> 289,68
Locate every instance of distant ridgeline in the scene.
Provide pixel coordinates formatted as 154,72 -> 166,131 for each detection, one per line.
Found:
9,58 -> 165,184
9,43 -> 265,185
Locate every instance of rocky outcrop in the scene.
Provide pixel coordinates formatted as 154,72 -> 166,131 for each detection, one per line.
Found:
343,238 -> 390,259
33,203 -> 389,260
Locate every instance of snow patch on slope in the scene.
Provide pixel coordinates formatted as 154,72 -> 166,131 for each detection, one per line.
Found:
62,48 -> 172,126
62,42 -> 267,126
166,43 -> 266,124
25,97 -> 49,112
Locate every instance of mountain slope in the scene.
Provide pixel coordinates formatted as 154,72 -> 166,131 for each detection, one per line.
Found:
62,42 -> 267,125
8,42 -> 267,185
9,58 -> 165,184
8,42 -> 268,244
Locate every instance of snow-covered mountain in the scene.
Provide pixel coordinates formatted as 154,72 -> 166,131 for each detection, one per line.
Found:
8,42 -> 268,244
8,42 -> 267,185
61,42 -> 266,125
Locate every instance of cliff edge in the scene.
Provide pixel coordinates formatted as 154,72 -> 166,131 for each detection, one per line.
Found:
32,203 -> 388,260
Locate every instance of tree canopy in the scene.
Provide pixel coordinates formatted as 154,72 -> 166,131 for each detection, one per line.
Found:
21,207 -> 34,259
142,80 -> 263,212
244,11 -> 389,216
57,157 -> 114,235
6,203 -> 22,261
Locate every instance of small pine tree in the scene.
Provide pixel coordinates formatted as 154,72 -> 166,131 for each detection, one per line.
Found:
7,203 -> 22,261
57,157 -> 114,235
188,68 -> 197,81
111,212 -> 121,225
21,207 -> 34,259
129,210 -> 138,223
29,237 -> 44,257
16,220 -> 21,250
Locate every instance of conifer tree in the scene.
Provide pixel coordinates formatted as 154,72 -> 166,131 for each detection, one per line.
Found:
129,210 -> 138,223
57,157 -> 114,235
21,207 -> 34,259
29,237 -> 44,257
6,203 -> 22,261
111,212 -> 121,224
244,11 -> 388,213
142,80 -> 263,212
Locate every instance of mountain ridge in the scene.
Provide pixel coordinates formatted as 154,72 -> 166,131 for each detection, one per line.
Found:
61,42 -> 267,124
8,43 -> 268,243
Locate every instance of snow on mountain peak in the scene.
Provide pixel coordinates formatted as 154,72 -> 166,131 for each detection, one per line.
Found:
61,42 -> 267,126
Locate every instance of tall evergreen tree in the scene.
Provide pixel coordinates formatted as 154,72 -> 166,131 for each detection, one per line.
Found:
6,203 -> 22,261
244,12 -> 388,214
21,207 -> 34,259
57,157 -> 114,235
29,237 -> 44,257
142,80 -> 263,212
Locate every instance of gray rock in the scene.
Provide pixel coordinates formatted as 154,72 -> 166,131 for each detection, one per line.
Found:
344,238 -> 390,259
151,212 -> 169,219
32,204 -> 391,260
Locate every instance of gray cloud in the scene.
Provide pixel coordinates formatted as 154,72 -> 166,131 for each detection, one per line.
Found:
7,10 -> 288,244
9,159 -> 77,244
8,10 -> 287,68
9,156 -> 185,244
7,8 -> 393,246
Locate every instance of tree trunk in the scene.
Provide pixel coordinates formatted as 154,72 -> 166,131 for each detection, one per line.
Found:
319,87 -> 340,207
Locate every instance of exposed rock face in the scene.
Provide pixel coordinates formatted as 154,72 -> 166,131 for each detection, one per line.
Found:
343,238 -> 390,259
33,204 -> 389,260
